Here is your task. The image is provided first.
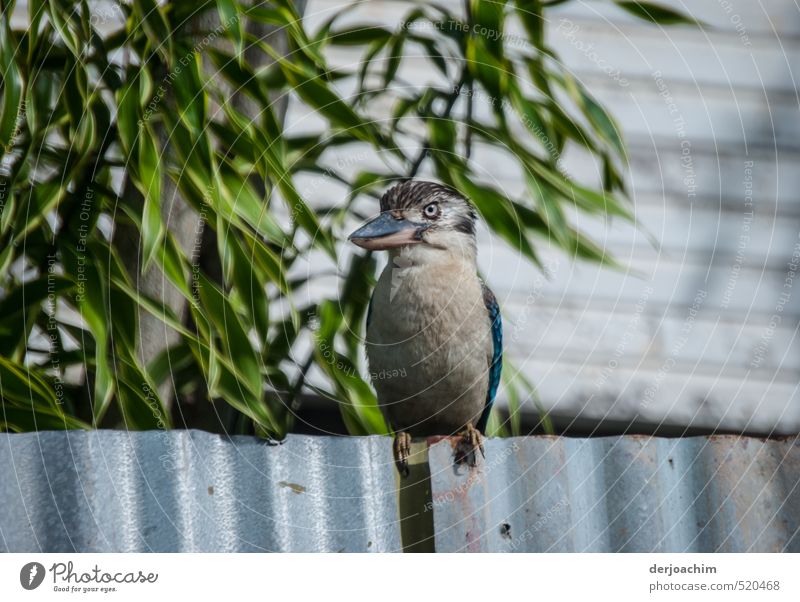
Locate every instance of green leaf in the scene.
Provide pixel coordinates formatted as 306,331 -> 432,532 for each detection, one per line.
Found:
428,118 -> 456,153
446,167 -> 542,266
195,272 -> 262,399
217,223 -> 271,343
349,171 -> 387,205
157,232 -> 192,301
132,0 -> 173,62
0,10 -> 23,148
267,0 -> 326,68
0,404 -> 89,432
0,244 -> 12,279
205,349 -> 281,437
414,37 -> 448,76
62,56 -> 88,128
383,35 -> 405,88
171,48 -> 206,133
13,178 -> 66,239
328,25 -> 392,46
59,242 -> 115,422
27,0 -> 45,63
313,301 -> 389,435
514,1 -> 544,47
216,0 -> 244,62
465,36 -> 508,98
265,156 -> 336,259
136,122 -> 164,270
615,1 -> 700,25
116,358 -> 171,430
207,47 -> 270,108
0,275 -> 73,330
356,36 -> 391,93
73,98 -> 97,157
508,85 -> 559,162
277,58 -> 383,146
46,0 -> 82,57
24,69 -> 51,141
580,88 -> 626,157
485,406 -> 509,438
243,5 -> 283,26
524,154 -> 632,221
148,341 -> 195,388
0,355 -> 59,410
522,170 -> 569,247
115,76 -> 139,155
218,166 -> 291,247
470,0 -> 505,52
0,189 -> 14,236
240,229 -> 291,295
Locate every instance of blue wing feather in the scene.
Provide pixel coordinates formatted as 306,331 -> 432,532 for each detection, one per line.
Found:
476,283 -> 502,432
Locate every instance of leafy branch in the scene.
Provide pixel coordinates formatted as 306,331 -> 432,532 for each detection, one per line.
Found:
0,0 -> 695,436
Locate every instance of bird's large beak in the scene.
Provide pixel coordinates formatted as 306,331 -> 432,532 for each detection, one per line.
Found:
348,212 -> 427,250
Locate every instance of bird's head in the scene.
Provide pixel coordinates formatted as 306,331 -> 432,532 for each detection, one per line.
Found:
348,180 -> 477,260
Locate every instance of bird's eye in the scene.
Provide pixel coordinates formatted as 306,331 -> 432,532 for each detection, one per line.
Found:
423,202 -> 440,219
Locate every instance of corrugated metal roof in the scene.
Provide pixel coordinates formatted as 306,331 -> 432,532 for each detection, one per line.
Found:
0,430 -> 401,552
428,435 -> 800,552
1,432 -> 798,552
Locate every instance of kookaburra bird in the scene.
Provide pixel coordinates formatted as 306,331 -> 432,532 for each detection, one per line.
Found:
348,181 -> 502,475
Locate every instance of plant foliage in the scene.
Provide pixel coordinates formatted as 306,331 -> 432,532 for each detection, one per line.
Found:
0,0 -> 691,436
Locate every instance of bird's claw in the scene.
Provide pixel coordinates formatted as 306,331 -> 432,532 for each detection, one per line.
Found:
455,423 -> 484,468
394,431 -> 412,477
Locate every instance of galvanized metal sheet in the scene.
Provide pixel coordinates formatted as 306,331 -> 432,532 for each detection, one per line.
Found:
3,432 -> 797,553
0,431 -> 401,552
428,436 -> 800,552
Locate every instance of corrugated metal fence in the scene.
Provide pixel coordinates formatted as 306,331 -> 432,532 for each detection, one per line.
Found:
429,435 -> 800,552
0,431 -> 400,552
1,431 -> 797,552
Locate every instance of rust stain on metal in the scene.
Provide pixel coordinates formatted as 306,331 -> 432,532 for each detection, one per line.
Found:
278,481 -> 307,494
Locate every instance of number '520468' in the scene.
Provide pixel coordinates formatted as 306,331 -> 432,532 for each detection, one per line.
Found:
736,581 -> 780,591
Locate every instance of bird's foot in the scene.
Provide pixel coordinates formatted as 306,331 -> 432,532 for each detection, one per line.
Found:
455,423 -> 485,468
394,431 -> 412,477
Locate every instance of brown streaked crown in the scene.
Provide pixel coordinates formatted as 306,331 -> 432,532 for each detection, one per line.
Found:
380,181 -> 467,212
379,181 -> 477,236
